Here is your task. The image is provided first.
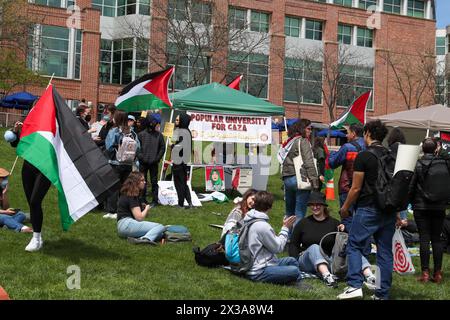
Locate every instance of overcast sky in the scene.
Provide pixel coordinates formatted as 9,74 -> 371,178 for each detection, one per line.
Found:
436,0 -> 450,29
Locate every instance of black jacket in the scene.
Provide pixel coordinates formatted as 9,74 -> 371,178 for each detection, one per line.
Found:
409,153 -> 449,211
137,129 -> 165,165
171,114 -> 192,165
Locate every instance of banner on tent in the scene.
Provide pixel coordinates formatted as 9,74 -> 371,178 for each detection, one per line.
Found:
187,112 -> 272,144
440,131 -> 450,157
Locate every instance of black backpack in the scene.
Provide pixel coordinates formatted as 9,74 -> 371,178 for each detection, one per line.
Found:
193,243 -> 230,268
367,146 -> 413,214
419,157 -> 450,202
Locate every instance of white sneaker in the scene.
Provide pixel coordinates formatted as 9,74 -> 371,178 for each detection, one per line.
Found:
109,214 -> 117,219
337,286 -> 363,300
103,213 -> 112,219
25,237 -> 43,252
364,275 -> 377,291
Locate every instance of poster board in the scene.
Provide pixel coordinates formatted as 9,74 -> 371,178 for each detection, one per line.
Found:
158,181 -> 201,207
205,166 -> 225,192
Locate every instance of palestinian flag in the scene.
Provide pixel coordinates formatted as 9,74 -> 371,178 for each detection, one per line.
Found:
330,91 -> 372,129
227,74 -> 243,90
17,85 -> 119,231
115,67 -> 174,112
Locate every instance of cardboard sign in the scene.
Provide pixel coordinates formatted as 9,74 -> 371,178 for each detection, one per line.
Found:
205,166 -> 225,192
232,168 -> 253,195
141,111 -> 148,118
163,122 -> 174,138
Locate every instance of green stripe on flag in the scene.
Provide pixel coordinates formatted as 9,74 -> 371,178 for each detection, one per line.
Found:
116,94 -> 169,112
17,133 -> 74,231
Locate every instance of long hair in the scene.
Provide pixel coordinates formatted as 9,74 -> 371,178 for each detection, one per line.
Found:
238,188 -> 257,214
120,172 -> 144,197
113,110 -> 130,134
298,118 -> 312,138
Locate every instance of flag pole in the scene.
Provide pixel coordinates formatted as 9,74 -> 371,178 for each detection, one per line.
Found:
160,108 -> 174,181
47,73 -> 55,89
9,156 -> 19,176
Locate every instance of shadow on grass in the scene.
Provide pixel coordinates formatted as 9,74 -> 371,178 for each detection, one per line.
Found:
43,238 -> 128,262
390,286 -> 429,300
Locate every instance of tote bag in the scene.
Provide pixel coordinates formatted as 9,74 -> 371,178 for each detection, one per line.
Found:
392,228 -> 415,275
293,139 -> 318,190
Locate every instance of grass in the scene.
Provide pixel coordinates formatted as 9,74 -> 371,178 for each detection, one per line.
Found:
0,128 -> 449,300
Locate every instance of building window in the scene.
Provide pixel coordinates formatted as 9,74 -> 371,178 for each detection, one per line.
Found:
227,52 -> 268,99
250,11 -> 270,33
284,58 -> 322,104
359,0 -> 377,10
338,24 -> 353,45
436,37 -> 446,56
407,0 -> 425,18
100,38 -> 148,84
168,43 -> 211,90
117,0 -> 136,16
28,25 -> 82,79
92,0 -> 116,17
30,0 -> 75,8
334,0 -> 353,7
356,27 -> 373,48
305,19 -> 323,41
383,0 -> 402,14
435,75 -> 447,105
338,66 -> 374,110
169,0 -> 211,23
229,7 -> 270,33
285,17 -> 301,38
139,0 -> 150,15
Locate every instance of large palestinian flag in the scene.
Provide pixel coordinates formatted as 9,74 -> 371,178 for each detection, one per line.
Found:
115,67 -> 174,112
330,91 -> 372,129
17,85 -> 119,231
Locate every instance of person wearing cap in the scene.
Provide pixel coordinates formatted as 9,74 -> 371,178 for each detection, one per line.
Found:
288,191 -> 375,288
0,168 -> 32,233
128,114 -> 136,132
328,123 -> 365,230
137,113 -> 165,207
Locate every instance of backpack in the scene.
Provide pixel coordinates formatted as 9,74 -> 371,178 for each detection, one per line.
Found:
116,133 -> 137,164
193,242 -> 230,268
319,231 -> 348,279
367,146 -> 413,214
224,219 -> 264,274
164,225 -> 192,242
419,157 -> 450,202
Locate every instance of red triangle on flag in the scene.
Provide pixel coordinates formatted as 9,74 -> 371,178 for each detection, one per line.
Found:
143,67 -> 174,107
227,75 -> 243,91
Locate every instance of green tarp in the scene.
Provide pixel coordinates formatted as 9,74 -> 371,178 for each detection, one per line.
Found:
170,83 -> 285,115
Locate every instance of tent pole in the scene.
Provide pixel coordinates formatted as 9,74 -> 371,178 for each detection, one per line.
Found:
160,109 -> 174,181
426,128 -> 430,138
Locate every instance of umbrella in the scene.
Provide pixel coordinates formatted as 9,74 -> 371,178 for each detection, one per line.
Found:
317,129 -> 347,138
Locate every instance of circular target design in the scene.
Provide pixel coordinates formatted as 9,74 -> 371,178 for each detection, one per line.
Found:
393,241 -> 410,273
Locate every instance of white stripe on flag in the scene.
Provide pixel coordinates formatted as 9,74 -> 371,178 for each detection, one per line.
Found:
115,79 -> 151,106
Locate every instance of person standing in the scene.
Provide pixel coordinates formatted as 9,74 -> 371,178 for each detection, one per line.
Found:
171,114 -> 193,209
328,123 -> 365,230
409,138 -> 447,284
338,120 -> 401,300
137,114 -> 165,208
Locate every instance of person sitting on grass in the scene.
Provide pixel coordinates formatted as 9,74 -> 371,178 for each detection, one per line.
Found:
221,189 -> 257,239
288,191 -> 375,289
0,168 -> 32,233
117,172 -> 165,245
244,191 -> 309,288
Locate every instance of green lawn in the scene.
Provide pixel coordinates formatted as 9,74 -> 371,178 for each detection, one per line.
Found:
0,129 -> 449,300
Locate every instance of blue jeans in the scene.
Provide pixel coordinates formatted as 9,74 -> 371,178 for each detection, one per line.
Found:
283,175 -> 310,225
347,206 -> 396,300
247,257 -> 300,285
298,244 -> 371,275
0,212 -> 26,232
117,217 -> 166,242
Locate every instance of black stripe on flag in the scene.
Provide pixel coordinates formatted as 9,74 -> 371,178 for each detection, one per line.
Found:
53,89 -> 120,202
119,67 -> 173,96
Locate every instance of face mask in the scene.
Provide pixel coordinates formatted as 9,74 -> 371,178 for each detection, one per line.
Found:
103,115 -> 111,122
85,114 -> 92,122
1,177 -> 8,190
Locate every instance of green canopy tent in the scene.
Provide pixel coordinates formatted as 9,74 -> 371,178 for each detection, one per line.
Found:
170,82 -> 285,115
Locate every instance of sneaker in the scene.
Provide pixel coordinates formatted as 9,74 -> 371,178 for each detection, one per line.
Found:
127,237 -> 157,245
337,287 -> 363,300
25,237 -> 43,252
323,274 -> 338,288
109,214 -> 117,220
364,275 -> 377,291
103,213 -> 112,219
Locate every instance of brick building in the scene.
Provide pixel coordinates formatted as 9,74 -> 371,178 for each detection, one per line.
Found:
436,26 -> 449,106
11,0 -> 438,122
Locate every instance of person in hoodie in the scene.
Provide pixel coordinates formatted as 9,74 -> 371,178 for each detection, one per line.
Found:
170,114 -> 193,209
137,114 -> 165,207
245,191 -> 300,285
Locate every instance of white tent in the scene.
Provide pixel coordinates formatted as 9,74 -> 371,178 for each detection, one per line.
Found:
370,104 -> 450,144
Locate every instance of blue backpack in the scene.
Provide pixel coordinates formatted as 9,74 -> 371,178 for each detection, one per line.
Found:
224,219 -> 264,274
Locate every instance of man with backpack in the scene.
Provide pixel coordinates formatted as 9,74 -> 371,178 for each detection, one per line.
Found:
329,123 -> 365,230
338,120 -> 402,300
137,114 -> 165,208
242,191 -> 308,287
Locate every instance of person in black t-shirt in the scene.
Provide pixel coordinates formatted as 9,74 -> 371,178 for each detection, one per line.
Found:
338,120 -> 402,301
289,191 -> 375,288
116,172 -> 165,245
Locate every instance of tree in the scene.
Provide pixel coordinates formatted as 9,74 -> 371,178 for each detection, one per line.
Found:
0,0 -> 45,96
282,44 -> 369,122
431,58 -> 448,106
381,49 -> 436,109
122,0 -> 269,91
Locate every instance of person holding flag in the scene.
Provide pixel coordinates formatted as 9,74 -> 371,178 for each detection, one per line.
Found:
6,85 -> 119,252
